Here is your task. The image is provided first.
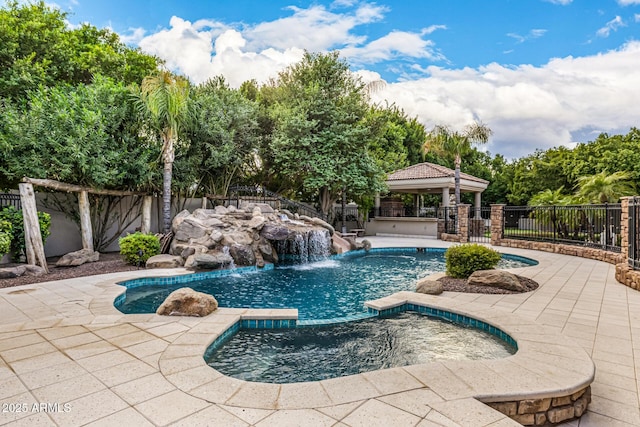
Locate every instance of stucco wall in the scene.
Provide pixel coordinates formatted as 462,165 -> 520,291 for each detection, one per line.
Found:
365,217 -> 438,237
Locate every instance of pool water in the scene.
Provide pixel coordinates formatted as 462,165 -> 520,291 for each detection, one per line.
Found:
116,248 -> 536,320
205,312 -> 517,383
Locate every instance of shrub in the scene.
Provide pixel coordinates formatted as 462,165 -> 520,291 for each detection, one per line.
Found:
0,219 -> 11,257
0,206 -> 51,261
119,232 -> 160,265
445,244 -> 501,279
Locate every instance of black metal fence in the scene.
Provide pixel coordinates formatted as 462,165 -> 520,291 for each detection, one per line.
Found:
0,193 -> 21,210
469,206 -> 491,243
629,197 -> 640,269
438,207 -> 458,234
504,204 -> 622,252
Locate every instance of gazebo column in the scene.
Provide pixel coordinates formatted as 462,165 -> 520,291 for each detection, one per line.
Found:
414,194 -> 420,217
474,192 -> 482,219
442,187 -> 450,208
374,193 -> 380,216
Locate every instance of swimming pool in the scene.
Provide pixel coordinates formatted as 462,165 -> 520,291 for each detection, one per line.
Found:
116,248 -> 537,321
205,312 -> 517,383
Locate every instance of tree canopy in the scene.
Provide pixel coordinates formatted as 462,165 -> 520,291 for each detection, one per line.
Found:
266,51 -> 387,214
0,1 -> 158,101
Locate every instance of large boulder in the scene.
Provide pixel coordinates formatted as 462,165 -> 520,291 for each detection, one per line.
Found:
156,287 -> 218,317
229,244 -> 256,266
416,278 -> 444,295
260,223 -> 291,241
257,239 -> 278,263
184,252 -> 233,270
0,265 -> 26,279
174,218 -> 209,241
468,270 -> 525,292
56,249 -> 99,267
146,254 -> 184,269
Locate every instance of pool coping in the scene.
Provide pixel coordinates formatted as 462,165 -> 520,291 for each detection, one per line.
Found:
95,287 -> 594,412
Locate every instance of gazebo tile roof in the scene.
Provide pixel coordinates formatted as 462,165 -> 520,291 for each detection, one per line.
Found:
387,162 -> 489,184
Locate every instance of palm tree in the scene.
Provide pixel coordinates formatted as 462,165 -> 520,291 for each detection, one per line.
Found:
424,121 -> 492,204
575,171 -> 636,203
137,70 -> 191,234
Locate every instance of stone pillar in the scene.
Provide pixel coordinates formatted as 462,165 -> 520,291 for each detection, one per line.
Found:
474,192 -> 482,218
458,204 -> 470,243
491,204 -> 506,246
621,197 -> 630,261
442,187 -> 450,208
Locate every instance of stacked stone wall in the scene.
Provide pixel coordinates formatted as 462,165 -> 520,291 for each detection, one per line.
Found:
487,386 -> 591,426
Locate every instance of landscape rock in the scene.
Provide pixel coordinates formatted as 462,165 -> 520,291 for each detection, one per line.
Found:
0,265 -> 26,279
174,218 -> 208,241
146,254 -> 184,269
361,239 -> 372,251
468,270 -> 525,292
260,223 -> 291,241
185,252 -> 234,270
56,249 -> 99,267
171,210 -> 191,232
24,265 -> 47,277
416,278 -> 444,295
156,287 -> 218,317
229,244 -> 256,266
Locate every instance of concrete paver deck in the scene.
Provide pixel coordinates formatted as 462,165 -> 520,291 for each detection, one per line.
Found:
0,236 -> 638,426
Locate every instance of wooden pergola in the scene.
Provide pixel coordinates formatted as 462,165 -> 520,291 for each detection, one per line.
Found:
19,178 -> 152,273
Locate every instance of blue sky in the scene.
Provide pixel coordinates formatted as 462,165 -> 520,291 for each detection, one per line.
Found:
56,0 -> 640,158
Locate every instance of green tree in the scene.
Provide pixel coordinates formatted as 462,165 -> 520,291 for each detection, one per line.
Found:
180,77 -> 260,197
268,51 -> 386,215
0,76 -> 158,190
0,1 -> 158,100
574,171 -> 636,203
505,147 -> 574,205
136,70 -> 192,233
424,122 -> 492,205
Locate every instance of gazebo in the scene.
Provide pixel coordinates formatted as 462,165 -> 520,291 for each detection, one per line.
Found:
366,162 -> 489,237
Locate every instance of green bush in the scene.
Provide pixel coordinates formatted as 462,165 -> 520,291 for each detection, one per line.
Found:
445,244 -> 501,278
0,219 -> 11,257
119,232 -> 160,265
0,206 -> 51,261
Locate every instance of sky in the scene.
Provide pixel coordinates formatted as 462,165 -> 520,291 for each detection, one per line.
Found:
52,0 -> 640,159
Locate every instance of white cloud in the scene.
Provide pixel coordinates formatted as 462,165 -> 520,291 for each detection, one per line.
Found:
618,0 -> 640,5
507,28 -> 547,43
635,13 -> 640,22
596,16 -> 625,37
120,27 -> 146,45
543,0 -> 573,4
132,2 -> 441,86
370,41 -> 640,158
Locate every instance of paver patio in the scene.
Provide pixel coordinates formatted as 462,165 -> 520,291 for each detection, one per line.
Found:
0,236 -> 638,426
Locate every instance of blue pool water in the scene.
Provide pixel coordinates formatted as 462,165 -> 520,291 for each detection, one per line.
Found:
116,248 -> 537,320
205,312 -> 517,383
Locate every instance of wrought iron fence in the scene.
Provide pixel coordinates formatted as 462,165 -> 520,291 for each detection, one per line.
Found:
0,193 -> 21,210
629,197 -> 640,270
438,207 -> 458,234
504,204 -> 622,252
469,206 -> 491,243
